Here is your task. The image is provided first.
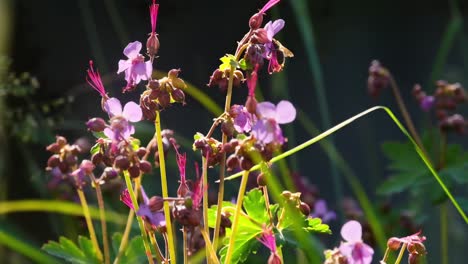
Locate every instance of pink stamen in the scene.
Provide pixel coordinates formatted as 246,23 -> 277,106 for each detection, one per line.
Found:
86,60 -> 107,98
172,141 -> 186,184
257,227 -> 277,253
259,0 -> 281,14
120,189 -> 134,210
149,0 -> 159,34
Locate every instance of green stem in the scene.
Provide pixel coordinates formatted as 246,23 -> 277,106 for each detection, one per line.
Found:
123,171 -> 155,264
89,175 -> 110,264
224,170 -> 250,264
394,243 -> 407,264
381,247 -> 390,263
149,231 -> 164,263
199,228 -> 220,264
154,111 -> 177,264
213,64 -> 235,248
76,188 -> 103,261
183,228 -> 188,264
224,106 -> 468,224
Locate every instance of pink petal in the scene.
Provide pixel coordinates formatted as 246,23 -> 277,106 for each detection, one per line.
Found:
104,97 -> 122,117
341,220 -> 362,243
122,102 -> 142,122
275,100 -> 296,124
118,59 -> 131,74
103,127 -> 115,140
145,61 -> 153,78
257,102 -> 277,119
123,41 -> 142,58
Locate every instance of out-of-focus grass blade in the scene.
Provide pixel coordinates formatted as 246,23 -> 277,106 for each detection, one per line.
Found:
297,111 -> 387,251
224,106 -> 468,224
0,227 -> 59,264
289,0 -> 342,206
0,200 -> 126,225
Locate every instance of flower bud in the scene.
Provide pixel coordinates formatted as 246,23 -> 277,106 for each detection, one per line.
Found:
86,117 -> 106,132
104,167 -> 118,179
56,136 -> 67,147
249,13 -> 263,30
257,173 -> 266,186
168,69 -> 181,79
148,196 -> 164,212
47,154 -> 61,168
139,160 -> 152,173
114,155 -> 130,170
221,119 -> 235,137
128,165 -> 140,178
240,157 -> 254,171
408,253 -> 420,264
226,155 -> 240,171
387,237 -> 401,251
46,142 -> 61,153
137,147 -> 147,158
146,33 -> 160,58
246,96 -> 258,114
80,160 -> 95,174
158,90 -> 171,108
252,28 -> 269,44
171,88 -> 185,103
299,202 -> 311,216
148,79 -> 160,90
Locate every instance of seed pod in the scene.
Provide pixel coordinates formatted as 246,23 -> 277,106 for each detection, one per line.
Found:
146,33 -> 160,58
46,142 -> 61,153
47,154 -> 61,168
387,237 -> 401,251
148,196 -> 164,212
299,202 -> 311,216
171,88 -> 185,103
257,173 -> 266,186
128,165 -> 140,178
114,155 -> 130,170
249,13 -> 263,30
139,160 -> 152,174
86,117 -> 106,132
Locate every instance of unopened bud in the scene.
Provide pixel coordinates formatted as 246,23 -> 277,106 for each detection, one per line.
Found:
171,88 -> 185,103
114,155 -> 130,170
158,90 -> 171,108
168,69 -> 181,79
221,119 -> 235,137
299,202 -> 311,216
56,136 -> 67,147
137,147 -> 147,158
240,157 -> 253,170
148,79 -> 160,90
146,33 -> 160,58
46,142 -> 61,153
86,117 -> 106,132
104,167 -> 118,179
249,13 -> 263,30
387,237 -> 401,251
246,96 -> 258,114
128,165 -> 140,178
47,154 -> 61,168
226,155 -> 240,171
252,28 -> 269,44
257,173 -> 266,186
148,196 -> 164,212
139,160 -> 152,173
80,160 -> 95,174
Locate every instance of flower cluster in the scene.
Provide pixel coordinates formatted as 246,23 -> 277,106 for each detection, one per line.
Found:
413,81 -> 467,134
385,232 -> 427,264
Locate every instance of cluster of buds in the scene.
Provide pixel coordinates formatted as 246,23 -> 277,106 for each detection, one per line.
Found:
207,68 -> 244,92
46,136 -> 86,189
193,134 -> 224,167
413,81 -> 467,134
224,136 -> 280,171
385,231 -> 427,264
367,60 -> 390,98
91,138 -> 151,179
140,69 -> 187,120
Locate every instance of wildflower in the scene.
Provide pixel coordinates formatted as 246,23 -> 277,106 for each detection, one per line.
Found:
257,227 -> 282,264
252,100 -> 296,144
420,96 -> 435,112
103,97 -> 142,142
118,41 -> 153,92
339,220 -> 374,264
310,199 -> 336,223
230,105 -> 255,133
261,19 -> 287,74
120,189 -> 166,231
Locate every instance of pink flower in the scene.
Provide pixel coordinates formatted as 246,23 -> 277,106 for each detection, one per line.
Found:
262,19 -> 285,74
252,100 -> 296,144
257,227 -> 282,264
117,41 -> 153,91
103,97 -> 142,141
86,60 -> 108,99
339,220 -> 374,264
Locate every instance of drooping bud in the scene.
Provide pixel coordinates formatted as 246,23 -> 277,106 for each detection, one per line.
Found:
139,160 -> 152,173
246,95 -> 258,114
387,237 -> 402,251
86,117 -> 106,132
171,88 -> 185,104
148,196 -> 164,211
249,13 -> 263,30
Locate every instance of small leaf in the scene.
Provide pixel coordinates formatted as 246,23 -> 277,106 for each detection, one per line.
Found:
243,189 -> 269,224
78,236 -> 100,263
92,131 -> 106,139
90,143 -> 100,155
130,138 -> 141,151
377,171 -> 429,195
238,59 -> 252,71
305,218 -> 331,234
42,236 -> 100,264
219,54 -> 238,71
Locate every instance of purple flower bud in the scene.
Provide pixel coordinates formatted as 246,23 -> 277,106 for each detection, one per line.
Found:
249,13 -> 263,30
86,117 -> 106,132
104,167 -> 118,179
80,160 -> 95,174
420,96 -> 435,112
47,154 -> 60,168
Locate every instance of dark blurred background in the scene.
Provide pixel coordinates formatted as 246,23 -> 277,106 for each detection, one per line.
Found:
1,0 -> 468,263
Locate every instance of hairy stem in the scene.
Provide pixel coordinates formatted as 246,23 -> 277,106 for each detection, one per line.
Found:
224,170 -> 249,264
123,171 -> 154,264
76,188 -> 103,261
154,110 -> 176,263
89,175 -> 110,264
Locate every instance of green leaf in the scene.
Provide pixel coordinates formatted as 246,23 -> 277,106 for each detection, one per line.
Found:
219,54 -> 238,71
42,236 -> 100,264
381,141 -> 426,172
110,234 -> 147,264
238,59 -> 252,71
92,131 -> 106,139
243,189 -> 269,224
377,171 -> 429,195
90,143 -> 100,155
305,218 -> 331,234
130,138 -> 141,151
111,233 -> 123,257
